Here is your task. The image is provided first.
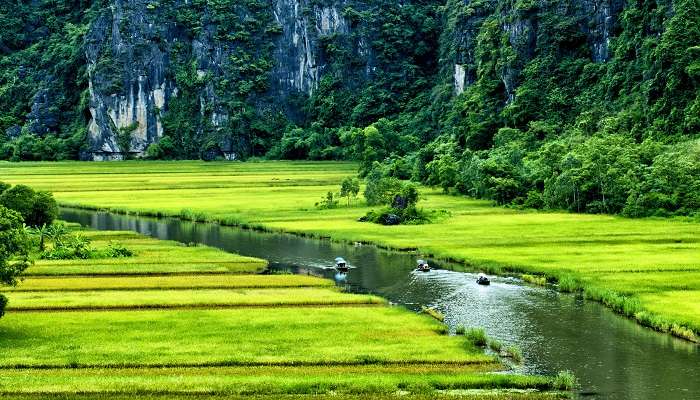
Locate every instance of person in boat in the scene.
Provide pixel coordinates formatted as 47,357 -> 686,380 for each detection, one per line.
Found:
476,273 -> 490,285
335,257 -> 349,271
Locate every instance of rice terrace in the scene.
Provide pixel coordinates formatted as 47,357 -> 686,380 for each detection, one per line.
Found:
0,0 -> 699,398
0,160 -> 696,399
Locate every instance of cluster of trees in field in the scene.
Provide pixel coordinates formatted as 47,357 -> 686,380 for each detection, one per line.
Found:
0,183 -> 58,317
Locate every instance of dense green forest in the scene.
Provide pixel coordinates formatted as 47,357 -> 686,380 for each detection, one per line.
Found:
0,0 -> 698,217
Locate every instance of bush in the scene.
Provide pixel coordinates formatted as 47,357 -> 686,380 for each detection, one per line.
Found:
487,338 -> 503,352
464,327 -> 487,347
0,205 -> 31,318
0,294 -> 7,318
505,345 -> 523,363
553,370 -> 577,390
315,191 -> 339,209
104,242 -> 135,258
360,170 -> 429,225
41,236 -> 135,260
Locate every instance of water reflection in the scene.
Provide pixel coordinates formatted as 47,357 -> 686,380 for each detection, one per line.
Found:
61,208 -> 699,400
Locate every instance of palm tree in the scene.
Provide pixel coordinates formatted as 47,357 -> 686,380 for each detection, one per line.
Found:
30,224 -> 49,251
46,223 -> 68,247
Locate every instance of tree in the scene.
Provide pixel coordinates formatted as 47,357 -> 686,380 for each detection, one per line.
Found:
0,184 -> 58,227
30,191 -> 59,227
0,206 -> 31,318
31,224 -> 49,251
364,166 -> 403,206
46,222 -> 69,246
339,177 -> 360,206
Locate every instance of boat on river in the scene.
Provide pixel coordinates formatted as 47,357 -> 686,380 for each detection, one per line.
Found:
416,259 -> 431,272
335,257 -> 350,272
476,273 -> 490,285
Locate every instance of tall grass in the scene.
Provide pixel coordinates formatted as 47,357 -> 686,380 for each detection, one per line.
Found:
552,370 -> 577,391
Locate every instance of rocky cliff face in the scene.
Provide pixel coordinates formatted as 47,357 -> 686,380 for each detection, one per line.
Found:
84,0 -> 177,160
81,0 -> 366,160
3,0 -> 633,160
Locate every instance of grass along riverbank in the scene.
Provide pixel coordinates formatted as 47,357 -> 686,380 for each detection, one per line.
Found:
0,225 -> 562,397
2,160 -> 698,341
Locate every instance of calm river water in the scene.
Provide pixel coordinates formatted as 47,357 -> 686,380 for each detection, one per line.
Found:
61,208 -> 699,400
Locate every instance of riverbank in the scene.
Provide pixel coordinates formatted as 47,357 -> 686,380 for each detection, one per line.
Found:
2,160 -> 698,342
0,225 -> 562,397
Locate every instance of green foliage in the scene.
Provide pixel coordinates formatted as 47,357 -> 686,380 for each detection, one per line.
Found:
363,163 -> 404,206
0,0 -> 698,220
40,231 -> 134,260
463,327 -> 488,347
145,136 -> 176,160
0,205 -> 31,316
339,177 -> 360,206
552,370 -> 577,391
504,345 -> 523,363
361,165 -> 428,225
0,184 -> 58,227
0,0 -> 95,161
487,338 -> 503,353
422,0 -> 700,217
315,191 -> 339,210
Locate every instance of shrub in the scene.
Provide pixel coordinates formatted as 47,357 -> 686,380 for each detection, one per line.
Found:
464,327 -> 487,347
505,345 -> 523,363
553,370 -> 577,390
0,294 -> 7,318
557,274 -> 582,292
487,338 -> 503,352
41,237 -> 135,260
315,191 -> 339,209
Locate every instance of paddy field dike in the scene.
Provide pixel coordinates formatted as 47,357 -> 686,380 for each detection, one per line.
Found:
1,160 -> 698,344
0,225 -> 561,399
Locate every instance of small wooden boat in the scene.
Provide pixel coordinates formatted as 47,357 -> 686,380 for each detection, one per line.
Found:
335,257 -> 349,273
416,259 -> 431,272
476,273 -> 490,285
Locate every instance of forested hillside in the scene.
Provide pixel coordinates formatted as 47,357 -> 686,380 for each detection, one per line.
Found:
0,0 -> 698,216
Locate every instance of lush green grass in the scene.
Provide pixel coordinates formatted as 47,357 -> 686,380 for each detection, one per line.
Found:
0,395 -> 565,400
24,232 -> 266,276
0,395 -> 564,400
2,160 -> 694,340
0,365 -> 555,395
5,288 -> 385,310
3,274 -> 332,291
0,307 -> 492,368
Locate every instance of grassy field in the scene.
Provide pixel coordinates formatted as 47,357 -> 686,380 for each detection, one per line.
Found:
1,160 -> 696,341
0,225 -> 561,398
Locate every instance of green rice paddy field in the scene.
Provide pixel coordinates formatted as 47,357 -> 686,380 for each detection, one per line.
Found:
1,161 -> 698,341
0,227 -> 560,398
